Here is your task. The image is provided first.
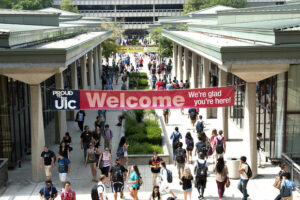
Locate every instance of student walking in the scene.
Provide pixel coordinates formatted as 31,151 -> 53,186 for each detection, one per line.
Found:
75,110 -> 86,131
174,142 -> 187,179
195,115 -> 205,136
59,141 -> 70,160
163,109 -> 170,124
116,136 -> 128,169
98,148 -> 112,188
159,161 -> 177,199
238,156 -> 251,200
39,180 -> 58,200
195,135 -> 208,159
57,153 -> 71,188
85,143 -> 100,182
98,175 -> 108,200
213,157 -> 228,200
194,152 -> 208,200
40,146 -> 55,181
110,158 -> 128,200
274,164 -> 288,200
149,185 -> 161,200
257,132 -> 265,168
188,108 -> 198,127
81,125 -> 92,160
209,129 -> 217,161
213,130 -> 226,161
61,181 -> 76,200
280,172 -> 296,200
149,152 -> 163,186
180,167 -> 193,200
103,124 -> 113,151
128,165 -> 141,200
63,132 -> 73,153
185,132 -> 194,164
170,127 -> 182,160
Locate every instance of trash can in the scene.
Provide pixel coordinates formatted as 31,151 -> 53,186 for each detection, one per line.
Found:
227,158 -> 240,179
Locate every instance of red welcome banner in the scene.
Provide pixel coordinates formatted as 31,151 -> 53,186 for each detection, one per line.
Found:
79,87 -> 234,110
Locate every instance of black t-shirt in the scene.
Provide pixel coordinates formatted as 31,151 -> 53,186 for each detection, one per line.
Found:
95,121 -> 102,129
41,151 -> 54,166
181,176 -> 193,190
149,157 -> 162,173
110,164 -> 128,182
80,131 -> 92,144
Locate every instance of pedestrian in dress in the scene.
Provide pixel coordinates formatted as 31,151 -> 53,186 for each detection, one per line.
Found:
213,157 -> 228,200
180,167 -> 193,200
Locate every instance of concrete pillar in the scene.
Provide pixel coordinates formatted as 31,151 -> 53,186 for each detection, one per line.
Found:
153,4 -> 155,22
173,43 -> 178,78
55,72 -> 67,144
202,57 -> 211,118
80,55 -> 88,89
70,62 -> 78,120
98,46 -> 102,77
244,82 -> 258,177
114,5 -> 117,22
191,52 -> 197,88
217,68 -> 229,139
197,56 -> 202,88
30,84 -> 45,181
88,51 -> 95,90
184,48 -> 189,82
94,47 -> 100,87
177,45 -> 183,82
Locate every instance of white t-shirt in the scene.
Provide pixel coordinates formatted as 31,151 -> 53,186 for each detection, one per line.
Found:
240,163 -> 248,180
97,182 -> 106,200
160,168 -> 168,185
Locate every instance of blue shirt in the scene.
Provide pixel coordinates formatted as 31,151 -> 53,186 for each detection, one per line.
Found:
130,172 -> 139,188
39,186 -> 57,200
281,180 -> 296,194
58,158 -> 70,173
170,131 -> 182,141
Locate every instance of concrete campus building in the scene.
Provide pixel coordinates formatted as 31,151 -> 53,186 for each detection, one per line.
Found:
0,8 -> 112,181
156,2 -> 300,189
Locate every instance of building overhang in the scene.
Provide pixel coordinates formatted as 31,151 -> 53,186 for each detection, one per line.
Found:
0,31 -> 112,84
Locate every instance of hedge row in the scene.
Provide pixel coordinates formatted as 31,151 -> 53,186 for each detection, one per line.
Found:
127,143 -> 163,154
129,72 -> 149,89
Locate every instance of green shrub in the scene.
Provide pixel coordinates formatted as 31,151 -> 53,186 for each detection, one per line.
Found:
133,110 -> 144,122
127,143 -> 163,154
138,79 -> 148,86
137,85 -> 149,90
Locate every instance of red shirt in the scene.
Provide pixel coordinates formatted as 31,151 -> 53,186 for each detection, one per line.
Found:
61,190 -> 76,200
156,81 -> 162,89
139,59 -> 143,65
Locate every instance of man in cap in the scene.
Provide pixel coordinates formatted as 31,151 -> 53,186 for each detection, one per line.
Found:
109,158 -> 128,200
39,180 -> 58,200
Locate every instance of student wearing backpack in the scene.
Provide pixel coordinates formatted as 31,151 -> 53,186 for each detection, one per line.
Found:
61,181 -> 76,200
280,172 -> 296,200
185,132 -> 194,164
174,142 -> 187,179
195,115 -> 205,136
180,167 -> 193,200
57,153 -> 71,188
194,152 -> 208,200
188,108 -> 198,127
238,156 -> 251,200
170,127 -> 182,160
194,136 -> 208,159
213,130 -> 226,161
128,165 -> 142,200
117,136 -> 128,169
110,158 -> 128,200
96,175 -> 108,200
159,161 -> 177,199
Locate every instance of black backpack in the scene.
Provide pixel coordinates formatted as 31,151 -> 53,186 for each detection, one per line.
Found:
246,163 -> 253,179
116,146 -> 124,159
91,184 -> 104,200
111,165 -> 124,182
176,148 -> 186,163
166,168 -> 173,183
172,133 -> 180,149
216,137 -> 224,154
190,111 -> 196,120
196,121 -> 204,132
196,160 -> 207,180
187,138 -> 194,149
197,142 -> 208,156
152,68 -> 156,74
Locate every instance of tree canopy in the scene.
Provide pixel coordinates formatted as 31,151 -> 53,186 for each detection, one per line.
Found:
0,0 -> 52,10
150,26 -> 173,58
183,0 -> 247,14
60,0 -> 78,13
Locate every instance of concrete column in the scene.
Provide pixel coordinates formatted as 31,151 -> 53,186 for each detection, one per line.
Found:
80,55 -> 88,89
202,57 -> 211,118
173,43 -> 178,78
114,5 -> 117,22
98,46 -> 102,77
30,84 -> 45,181
244,82 -> 258,177
94,47 -> 100,87
191,52 -> 197,88
197,56 -> 202,88
217,68 -> 229,139
88,51 -> 95,90
153,4 -> 155,22
55,72 -> 67,144
177,45 -> 183,81
70,62 -> 78,120
184,48 -> 189,82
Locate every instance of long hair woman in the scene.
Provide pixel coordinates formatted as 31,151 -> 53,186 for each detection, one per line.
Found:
185,132 -> 194,164
213,157 -> 228,200
117,136 -> 128,169
181,167 -> 193,200
128,165 -> 141,200
148,185 -> 161,200
85,143 -> 100,182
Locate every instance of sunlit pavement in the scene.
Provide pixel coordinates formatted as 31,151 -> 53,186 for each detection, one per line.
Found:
1,54 -> 300,200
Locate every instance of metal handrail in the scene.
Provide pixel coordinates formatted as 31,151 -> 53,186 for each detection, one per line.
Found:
79,9 -> 183,13
282,152 -> 300,191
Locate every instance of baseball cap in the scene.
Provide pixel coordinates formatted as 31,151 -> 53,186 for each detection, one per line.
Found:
45,180 -> 52,185
115,158 -> 121,163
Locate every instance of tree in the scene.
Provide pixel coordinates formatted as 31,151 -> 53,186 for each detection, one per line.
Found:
183,0 -> 247,14
1,0 -> 53,10
60,0 -> 78,13
150,26 -> 173,59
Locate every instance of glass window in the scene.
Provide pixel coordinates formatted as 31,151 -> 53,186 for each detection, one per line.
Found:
287,65 -> 300,112
286,114 -> 300,153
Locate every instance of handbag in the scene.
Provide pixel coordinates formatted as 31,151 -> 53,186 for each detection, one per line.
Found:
98,153 -> 104,169
226,177 -> 230,188
280,181 -> 291,197
273,176 -> 281,190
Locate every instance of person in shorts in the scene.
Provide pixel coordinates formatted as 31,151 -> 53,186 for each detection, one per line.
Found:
174,142 -> 187,179
110,158 -> 128,200
128,165 -> 141,200
57,153 -> 70,188
181,167 -> 193,200
98,175 -> 108,200
40,146 -> 55,181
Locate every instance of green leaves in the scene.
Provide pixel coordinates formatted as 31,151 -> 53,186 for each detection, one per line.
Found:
0,0 -> 53,10
60,0 -> 78,13
101,38 -> 120,61
150,27 -> 173,58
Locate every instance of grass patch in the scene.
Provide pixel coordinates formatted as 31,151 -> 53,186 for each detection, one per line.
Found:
128,143 -> 163,154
